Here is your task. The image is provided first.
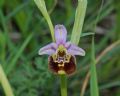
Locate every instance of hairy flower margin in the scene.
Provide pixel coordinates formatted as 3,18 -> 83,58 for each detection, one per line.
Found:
38,24 -> 85,75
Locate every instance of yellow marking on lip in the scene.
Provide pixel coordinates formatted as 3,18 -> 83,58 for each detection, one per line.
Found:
58,70 -> 65,75
58,63 -> 64,67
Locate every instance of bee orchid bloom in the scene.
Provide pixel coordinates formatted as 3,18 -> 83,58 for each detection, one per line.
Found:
39,25 -> 85,75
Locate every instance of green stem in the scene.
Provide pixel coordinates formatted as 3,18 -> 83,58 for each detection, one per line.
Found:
0,64 -> 14,96
60,74 -> 67,96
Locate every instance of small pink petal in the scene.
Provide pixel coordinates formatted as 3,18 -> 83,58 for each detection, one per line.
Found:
39,49 -> 55,55
67,43 -> 85,56
55,25 -> 67,45
38,43 -> 57,55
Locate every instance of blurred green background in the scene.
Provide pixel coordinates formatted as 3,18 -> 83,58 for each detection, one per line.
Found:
0,0 -> 120,96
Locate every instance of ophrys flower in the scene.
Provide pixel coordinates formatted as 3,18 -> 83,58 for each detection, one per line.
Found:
39,24 -> 85,75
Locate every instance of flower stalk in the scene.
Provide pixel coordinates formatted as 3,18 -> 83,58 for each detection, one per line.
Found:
0,64 -> 14,96
60,74 -> 67,96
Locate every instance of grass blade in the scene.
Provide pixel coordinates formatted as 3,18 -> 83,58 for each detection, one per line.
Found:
0,64 -> 14,96
0,32 -> 6,63
6,33 -> 33,75
34,0 -> 54,41
80,32 -> 94,37
90,36 -> 99,96
6,0 -> 28,35
71,0 -> 87,45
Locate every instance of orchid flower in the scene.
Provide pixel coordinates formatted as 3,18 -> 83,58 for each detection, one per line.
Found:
38,24 -> 85,75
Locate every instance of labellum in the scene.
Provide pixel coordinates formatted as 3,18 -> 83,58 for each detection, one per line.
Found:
49,45 -> 76,75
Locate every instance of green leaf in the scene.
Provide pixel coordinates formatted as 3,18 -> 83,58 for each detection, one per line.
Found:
71,0 -> 87,45
90,36 -> 99,96
34,0 -> 54,41
0,64 -> 14,96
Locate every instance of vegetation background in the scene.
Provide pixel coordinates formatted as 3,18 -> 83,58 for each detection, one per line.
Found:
0,0 -> 120,96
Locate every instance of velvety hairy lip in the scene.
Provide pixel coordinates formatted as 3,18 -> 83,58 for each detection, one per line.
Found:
48,55 -> 76,75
